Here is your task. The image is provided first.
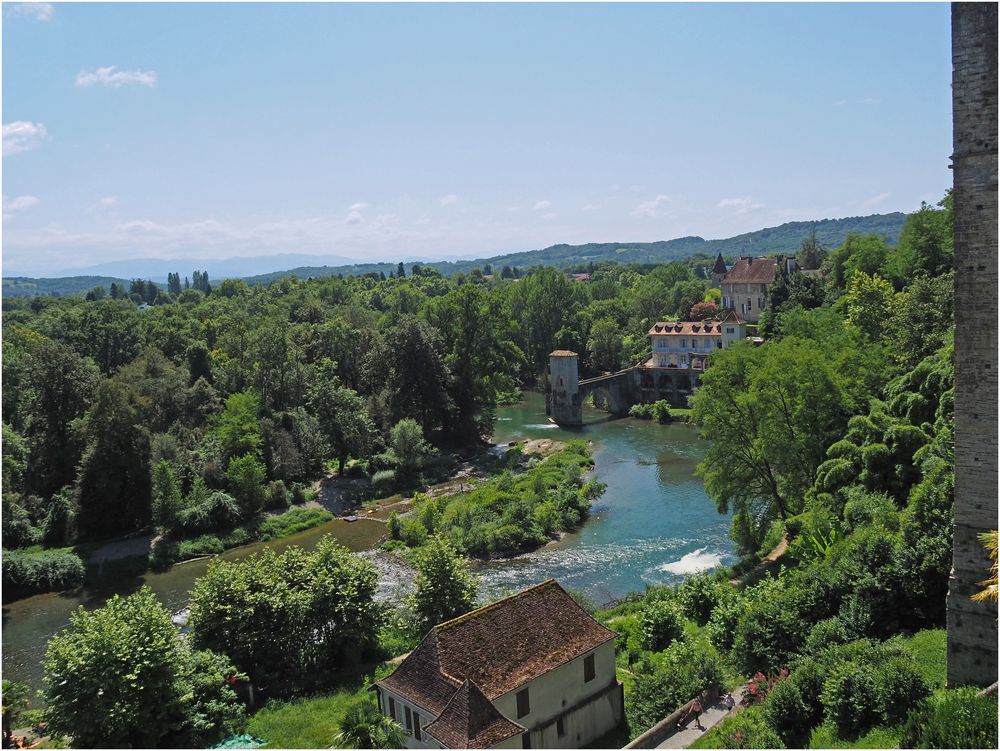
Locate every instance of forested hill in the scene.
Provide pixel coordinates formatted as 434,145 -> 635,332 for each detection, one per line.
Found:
3,211 -> 906,296
245,211 -> 907,283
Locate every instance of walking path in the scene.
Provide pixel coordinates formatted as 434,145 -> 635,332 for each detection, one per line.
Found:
656,690 -> 743,749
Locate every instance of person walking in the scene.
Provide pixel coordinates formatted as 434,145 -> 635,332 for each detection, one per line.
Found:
690,698 -> 705,730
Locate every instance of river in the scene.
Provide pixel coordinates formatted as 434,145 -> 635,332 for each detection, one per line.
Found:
2,393 -> 731,693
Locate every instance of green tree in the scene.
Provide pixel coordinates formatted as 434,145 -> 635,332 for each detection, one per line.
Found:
363,316 -> 451,433
3,328 -> 99,497
845,270 -> 895,341
225,452 -> 267,517
333,695 -> 406,749
587,318 -> 624,372
887,193 -> 953,284
409,536 -> 479,630
188,539 -> 381,696
388,418 -> 434,474
43,587 -> 243,749
426,284 -> 522,439
213,389 -> 263,461
151,460 -> 183,531
74,380 -> 153,538
692,338 -> 858,554
309,360 -> 377,475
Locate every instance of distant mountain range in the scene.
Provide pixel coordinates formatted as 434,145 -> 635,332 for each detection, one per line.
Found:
2,212 -> 907,298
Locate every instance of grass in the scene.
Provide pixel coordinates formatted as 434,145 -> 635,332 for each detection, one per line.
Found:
808,722 -> 902,749
257,508 -> 333,541
895,628 -> 947,690
247,681 -> 370,749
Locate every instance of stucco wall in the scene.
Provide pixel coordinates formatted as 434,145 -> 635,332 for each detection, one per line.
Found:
947,0 -> 999,689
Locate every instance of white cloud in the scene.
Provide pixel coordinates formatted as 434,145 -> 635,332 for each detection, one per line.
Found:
506,206 -> 521,212
6,3 -> 53,21
631,194 -> 673,218
532,200 -> 552,211
344,211 -> 365,225
75,66 -> 157,89
861,191 -> 891,209
716,196 -> 766,215
4,195 -> 40,212
348,202 -> 369,211
3,195 -> 40,220
415,217 -> 430,225
541,212 -> 557,220
581,203 -> 600,212
832,99 -> 848,107
3,121 -> 47,156
100,196 -> 118,206
439,193 -> 459,206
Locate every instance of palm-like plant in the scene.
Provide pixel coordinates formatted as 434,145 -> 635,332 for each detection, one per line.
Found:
332,696 -> 405,749
971,530 -> 998,604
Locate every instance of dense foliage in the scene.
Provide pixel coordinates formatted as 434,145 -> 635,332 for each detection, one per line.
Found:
387,442 -> 603,558
42,587 -> 244,748
187,538 -> 381,698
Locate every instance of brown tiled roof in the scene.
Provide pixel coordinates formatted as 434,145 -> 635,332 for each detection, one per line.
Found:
376,633 -> 462,715
721,256 -> 778,285
424,680 -> 525,749
549,350 -> 578,357
649,321 -> 723,335
717,309 -> 747,324
433,580 -> 616,698
376,580 -> 616,740
712,253 -> 728,274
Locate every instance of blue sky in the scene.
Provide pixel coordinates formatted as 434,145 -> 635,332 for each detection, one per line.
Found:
3,2 -> 953,275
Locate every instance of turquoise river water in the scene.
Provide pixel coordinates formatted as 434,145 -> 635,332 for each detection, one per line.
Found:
2,392 -> 731,693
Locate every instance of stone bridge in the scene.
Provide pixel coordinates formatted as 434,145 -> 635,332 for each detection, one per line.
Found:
546,351 -> 699,426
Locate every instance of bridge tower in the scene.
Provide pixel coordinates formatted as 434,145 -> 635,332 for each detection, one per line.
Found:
547,350 -> 583,426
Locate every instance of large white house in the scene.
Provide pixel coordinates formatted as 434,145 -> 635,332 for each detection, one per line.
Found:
648,309 -> 747,370
373,580 -> 624,749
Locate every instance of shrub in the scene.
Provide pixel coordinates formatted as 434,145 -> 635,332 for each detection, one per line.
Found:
639,599 -> 685,652
843,488 -> 897,533
626,640 -> 724,739
651,400 -> 672,424
821,661 -> 881,738
371,469 -> 397,495
176,491 -> 242,535
899,687 -> 998,749
290,482 -> 310,505
763,677 -> 812,747
2,548 -> 85,600
678,575 -> 723,626
629,403 -> 654,419
701,704 -> 785,749
258,508 -> 333,541
875,656 -> 929,726
2,494 -> 40,549
176,535 -> 225,559
265,480 -> 292,510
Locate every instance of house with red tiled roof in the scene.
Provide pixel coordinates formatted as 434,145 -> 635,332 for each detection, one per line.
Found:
719,255 -> 802,322
647,310 -> 747,370
373,580 -> 624,749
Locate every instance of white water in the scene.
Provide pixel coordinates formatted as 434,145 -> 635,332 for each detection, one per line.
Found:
657,547 -> 725,575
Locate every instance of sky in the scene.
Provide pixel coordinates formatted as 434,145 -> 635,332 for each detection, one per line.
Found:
2,1 -> 953,276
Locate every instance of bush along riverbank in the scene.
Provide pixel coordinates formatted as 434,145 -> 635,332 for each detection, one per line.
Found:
383,440 -> 604,559
0,505 -> 334,602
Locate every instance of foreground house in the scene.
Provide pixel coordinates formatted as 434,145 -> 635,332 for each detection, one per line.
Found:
373,580 -> 623,749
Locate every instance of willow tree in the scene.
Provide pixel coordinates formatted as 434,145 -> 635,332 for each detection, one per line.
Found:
691,338 -> 857,554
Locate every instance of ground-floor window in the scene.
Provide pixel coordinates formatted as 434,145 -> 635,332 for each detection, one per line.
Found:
414,714 -> 422,741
